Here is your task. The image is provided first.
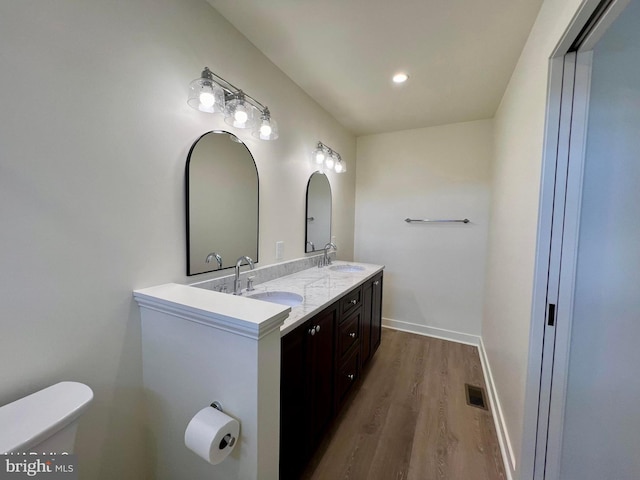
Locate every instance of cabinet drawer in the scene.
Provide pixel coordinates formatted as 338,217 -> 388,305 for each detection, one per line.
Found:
340,287 -> 362,319
336,348 -> 360,405
338,311 -> 360,359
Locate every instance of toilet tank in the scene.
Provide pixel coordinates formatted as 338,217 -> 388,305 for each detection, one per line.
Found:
0,382 -> 93,454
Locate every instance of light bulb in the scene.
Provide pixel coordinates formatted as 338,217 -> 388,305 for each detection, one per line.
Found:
260,123 -> 272,138
314,150 -> 325,164
335,161 -> 344,173
199,90 -> 215,108
325,156 -> 335,170
393,72 -> 409,83
234,107 -> 249,125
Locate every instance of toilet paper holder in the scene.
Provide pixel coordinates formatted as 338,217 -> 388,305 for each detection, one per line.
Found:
210,401 -> 236,448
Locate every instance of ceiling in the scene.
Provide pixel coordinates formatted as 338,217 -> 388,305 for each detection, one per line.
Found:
208,0 -> 544,136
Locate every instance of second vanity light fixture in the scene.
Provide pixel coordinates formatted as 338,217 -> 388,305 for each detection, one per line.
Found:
188,67 -> 279,141
312,141 -> 346,174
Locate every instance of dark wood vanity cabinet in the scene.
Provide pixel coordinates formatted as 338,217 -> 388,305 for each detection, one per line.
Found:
280,272 -> 383,479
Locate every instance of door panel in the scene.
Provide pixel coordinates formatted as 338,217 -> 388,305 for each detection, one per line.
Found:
533,51 -> 578,479
309,307 -> 336,449
559,5 -> 640,477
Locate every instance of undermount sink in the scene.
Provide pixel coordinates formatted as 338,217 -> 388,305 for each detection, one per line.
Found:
329,264 -> 365,273
246,291 -> 304,307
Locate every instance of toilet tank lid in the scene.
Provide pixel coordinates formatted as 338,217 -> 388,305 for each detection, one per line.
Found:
0,381 -> 93,454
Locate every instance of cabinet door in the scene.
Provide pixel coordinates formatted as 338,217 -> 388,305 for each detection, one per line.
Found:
308,306 -> 336,450
371,273 -> 383,353
280,325 -> 308,480
361,281 -> 373,366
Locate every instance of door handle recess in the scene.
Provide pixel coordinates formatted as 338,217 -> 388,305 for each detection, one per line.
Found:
548,303 -> 556,326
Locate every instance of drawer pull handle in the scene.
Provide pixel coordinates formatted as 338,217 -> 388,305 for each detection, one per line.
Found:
350,299 -> 357,305
349,332 -> 357,338
347,374 -> 355,381
315,324 -> 321,333
309,327 -> 316,336
374,281 -> 379,285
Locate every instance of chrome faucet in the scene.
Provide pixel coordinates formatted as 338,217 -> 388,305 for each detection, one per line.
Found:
234,256 -> 255,295
205,252 -> 223,270
319,242 -> 337,267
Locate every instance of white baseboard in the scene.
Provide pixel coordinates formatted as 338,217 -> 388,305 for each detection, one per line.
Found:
382,317 -> 515,480
382,317 -> 480,346
478,337 -> 516,480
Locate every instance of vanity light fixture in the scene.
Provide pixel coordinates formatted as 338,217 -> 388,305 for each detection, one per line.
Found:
311,141 -> 346,174
188,67 -> 278,140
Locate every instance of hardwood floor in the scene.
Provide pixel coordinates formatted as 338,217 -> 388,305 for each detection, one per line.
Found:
301,328 -> 506,480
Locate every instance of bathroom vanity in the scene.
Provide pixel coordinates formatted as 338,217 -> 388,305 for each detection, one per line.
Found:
134,258 -> 383,480
279,270 -> 383,480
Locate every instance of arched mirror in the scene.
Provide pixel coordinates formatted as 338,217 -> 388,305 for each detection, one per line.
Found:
186,130 -> 259,275
305,172 -> 332,253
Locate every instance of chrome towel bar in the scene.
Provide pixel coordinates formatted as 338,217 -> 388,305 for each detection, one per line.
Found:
404,218 -> 470,224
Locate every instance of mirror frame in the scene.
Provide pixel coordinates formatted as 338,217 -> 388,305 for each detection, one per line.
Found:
304,171 -> 332,253
185,130 -> 259,276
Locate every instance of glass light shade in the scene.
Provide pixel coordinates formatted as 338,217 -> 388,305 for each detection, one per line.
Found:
252,108 -> 279,140
334,158 -> 346,173
313,144 -> 326,165
324,152 -> 336,170
224,93 -> 258,129
187,73 -> 225,113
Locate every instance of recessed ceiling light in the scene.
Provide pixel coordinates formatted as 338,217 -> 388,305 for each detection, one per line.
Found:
392,72 -> 409,84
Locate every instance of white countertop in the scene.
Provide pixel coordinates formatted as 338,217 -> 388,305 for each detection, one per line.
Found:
134,261 -> 384,339
238,260 -> 384,336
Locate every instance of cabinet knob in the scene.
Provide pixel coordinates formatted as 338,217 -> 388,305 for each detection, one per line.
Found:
309,327 -> 316,336
350,299 -> 357,305
349,332 -> 356,338
347,374 -> 355,381
374,280 -> 379,285
315,324 -> 321,333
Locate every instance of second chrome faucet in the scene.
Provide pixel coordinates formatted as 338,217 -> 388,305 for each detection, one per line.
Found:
318,243 -> 337,268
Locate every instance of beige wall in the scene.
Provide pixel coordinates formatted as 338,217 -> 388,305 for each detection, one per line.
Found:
355,120 -> 493,339
481,0 -> 585,475
0,0 -> 355,477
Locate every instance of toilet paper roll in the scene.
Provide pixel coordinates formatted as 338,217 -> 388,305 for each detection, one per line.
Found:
184,406 -> 240,465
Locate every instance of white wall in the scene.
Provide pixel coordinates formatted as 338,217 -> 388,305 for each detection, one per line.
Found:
0,0 -> 355,477
560,3 -> 640,477
354,120 -> 492,340
481,0 -> 585,474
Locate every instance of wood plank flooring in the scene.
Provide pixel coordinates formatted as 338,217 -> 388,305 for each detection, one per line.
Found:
301,329 -> 506,480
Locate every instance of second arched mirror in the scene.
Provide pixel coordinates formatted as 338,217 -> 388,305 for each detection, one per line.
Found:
305,172 -> 332,253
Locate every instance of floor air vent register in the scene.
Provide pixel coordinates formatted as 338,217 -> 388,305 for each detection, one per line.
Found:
465,384 -> 488,410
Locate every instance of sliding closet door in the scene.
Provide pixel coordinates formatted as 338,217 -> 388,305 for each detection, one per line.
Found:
532,51 -> 578,480
558,2 -> 640,478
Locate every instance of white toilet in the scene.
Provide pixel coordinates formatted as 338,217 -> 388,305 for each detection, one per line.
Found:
0,381 -> 93,454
